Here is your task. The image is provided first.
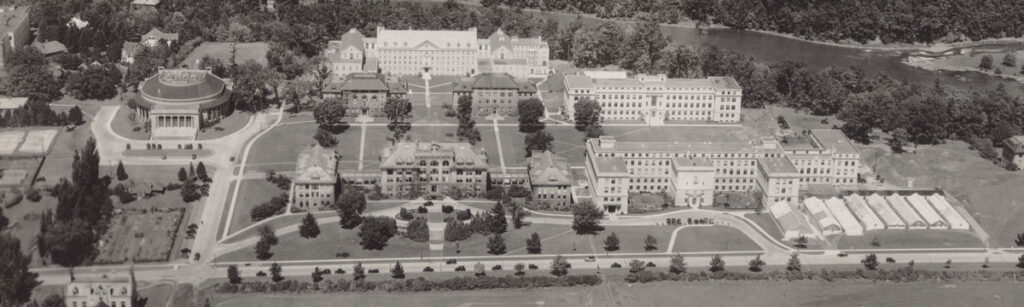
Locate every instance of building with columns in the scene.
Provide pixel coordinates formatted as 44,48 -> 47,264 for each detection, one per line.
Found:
324,27 -> 549,78
131,68 -> 233,141
563,71 -> 742,126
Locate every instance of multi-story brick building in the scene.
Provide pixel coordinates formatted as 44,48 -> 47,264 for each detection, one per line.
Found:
0,5 -> 31,69
291,145 -> 338,210
452,72 -> 537,116
563,71 -> 742,126
324,27 -> 548,78
323,72 -> 408,117
527,150 -> 572,209
378,142 -> 489,198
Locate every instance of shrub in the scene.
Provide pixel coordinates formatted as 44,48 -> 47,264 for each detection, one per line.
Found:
423,201 -> 434,207
646,262 -> 656,267
368,269 -> 380,274
454,266 -> 466,272
423,266 -> 435,272
25,188 -> 41,202
334,268 -> 346,274
611,263 -> 622,268
457,209 -> 472,220
398,208 -> 414,220
250,199 -> 286,221
442,205 -> 454,214
417,206 -> 428,213
213,275 -> 604,294
528,264 -> 538,270
492,265 -> 503,271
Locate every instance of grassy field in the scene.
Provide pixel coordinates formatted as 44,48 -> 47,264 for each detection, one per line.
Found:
183,42 -> 269,67
227,179 -> 288,233
834,230 -> 985,250
216,223 -> 429,262
208,278 -> 1024,307
109,105 -> 150,140
744,213 -> 785,240
670,226 -> 763,252
197,112 -> 251,140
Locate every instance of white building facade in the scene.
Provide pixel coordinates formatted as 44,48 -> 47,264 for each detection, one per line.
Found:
325,27 -> 549,78
563,71 -> 742,126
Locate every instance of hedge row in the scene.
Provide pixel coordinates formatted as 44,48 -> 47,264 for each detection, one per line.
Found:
216,275 -> 601,294
624,268 -> 1024,284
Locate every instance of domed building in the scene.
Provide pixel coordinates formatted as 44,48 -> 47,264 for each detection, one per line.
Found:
132,68 -> 233,140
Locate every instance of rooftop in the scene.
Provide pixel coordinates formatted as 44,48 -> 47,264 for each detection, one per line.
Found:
296,145 -> 338,183
0,96 -> 28,109
592,156 -> 628,175
588,137 -> 769,155
810,129 -> 858,154
673,157 -> 713,169
759,157 -> 798,174
142,28 -> 179,42
136,69 -> 231,109
32,40 -> 67,55
376,26 -> 477,50
380,142 -> 488,169
454,73 -> 536,92
528,150 -> 571,186
0,6 -> 29,35
132,0 -> 160,6
1005,135 -> 1024,153
340,73 -> 389,91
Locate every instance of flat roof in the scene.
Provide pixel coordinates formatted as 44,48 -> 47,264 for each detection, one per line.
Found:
673,157 -> 713,168
811,129 -> 858,154
759,157 -> 798,174
0,6 -> 29,35
592,156 -> 628,175
0,96 -> 28,109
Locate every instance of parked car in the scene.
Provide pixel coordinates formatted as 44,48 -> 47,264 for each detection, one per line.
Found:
837,252 -> 848,257
584,256 -> 596,262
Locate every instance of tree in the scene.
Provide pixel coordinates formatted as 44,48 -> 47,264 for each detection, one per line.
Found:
1016,233 -> 1024,247
227,265 -> 242,284
628,259 -> 646,273
456,119 -> 482,144
786,253 -> 802,272
508,201 -> 525,229
0,234 -> 40,307
550,255 -> 570,276
514,263 -> 526,276
313,97 -> 347,129
336,190 -> 365,229
39,293 -> 65,307
669,254 -> 687,274
573,98 -> 602,131
487,233 -> 507,255
0,209 -> 7,231
619,15 -> 669,73
980,55 -> 994,70
43,220 -> 94,268
255,238 -> 272,260
65,64 -> 122,100
68,106 -> 84,125
357,216 -> 397,250
258,224 -> 278,245
489,202 -> 507,234
178,167 -> 188,182
524,130 -> 554,157
794,235 -> 808,249
604,232 -> 620,251
269,263 -> 284,282
391,261 -> 405,279
282,81 -> 313,113
115,161 -> 128,181
311,267 -> 323,283
406,218 -> 430,242
643,234 -> 658,251
748,254 -> 765,272
888,128 -> 909,153
862,254 -> 879,270
456,95 -> 474,124
196,161 -> 209,182
584,124 -> 604,140
4,63 -> 63,102
231,62 -> 276,113
526,232 -> 542,254
1004,53 -> 1017,67
299,213 -> 321,239
571,201 -> 604,234
384,97 -> 413,124
352,263 -> 366,281
517,98 -> 545,132
181,177 -> 201,202
314,128 -> 338,147
1017,253 -> 1024,269
708,254 -> 725,273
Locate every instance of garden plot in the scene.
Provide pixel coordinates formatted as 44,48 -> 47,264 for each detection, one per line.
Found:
17,129 -> 57,154
95,208 -> 185,264
0,131 -> 25,155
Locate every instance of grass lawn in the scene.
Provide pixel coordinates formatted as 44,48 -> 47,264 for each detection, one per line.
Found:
246,123 -> 316,172
104,164 -> 208,189
5,194 -> 58,264
444,223 -> 573,257
138,283 -> 175,307
35,123 -> 94,185
835,230 -> 984,249
183,42 -> 269,67
670,226 -> 762,252
197,112 -> 251,140
213,286 -> 597,307
109,105 -> 150,140
216,223 -> 429,262
227,179 -> 288,234
744,213 -> 785,241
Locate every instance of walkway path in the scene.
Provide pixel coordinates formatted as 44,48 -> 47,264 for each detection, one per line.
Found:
423,76 -> 432,108
491,117 -> 507,175
357,119 -> 367,170
220,104 -> 286,240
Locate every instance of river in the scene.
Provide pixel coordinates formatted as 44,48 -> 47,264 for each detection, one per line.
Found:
538,11 -> 1024,95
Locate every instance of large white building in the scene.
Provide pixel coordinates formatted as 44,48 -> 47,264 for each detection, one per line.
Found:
325,27 -> 548,78
563,71 -> 742,126
578,129 -> 861,214
65,271 -> 136,307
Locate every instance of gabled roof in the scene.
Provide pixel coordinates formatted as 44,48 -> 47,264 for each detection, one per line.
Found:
338,28 -> 366,52
380,142 -> 488,169
295,145 -> 338,183
132,0 -> 160,6
31,40 -> 67,56
339,73 -> 388,91
528,150 -> 571,186
0,96 -> 28,110
143,28 -> 179,42
122,41 -> 142,56
453,73 -> 536,93
1004,135 -> 1024,153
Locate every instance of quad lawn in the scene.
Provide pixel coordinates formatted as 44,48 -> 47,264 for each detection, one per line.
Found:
834,230 -> 985,250
669,225 -> 763,252
226,179 -> 288,234
216,223 -> 430,262
110,106 -> 151,140
197,112 -> 251,140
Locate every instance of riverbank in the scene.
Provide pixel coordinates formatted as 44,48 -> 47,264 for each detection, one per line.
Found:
903,49 -> 1024,84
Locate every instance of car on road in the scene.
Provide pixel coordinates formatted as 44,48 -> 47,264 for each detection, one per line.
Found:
584,256 -> 596,262
446,259 -> 457,264
454,265 -> 466,271
837,252 -> 848,257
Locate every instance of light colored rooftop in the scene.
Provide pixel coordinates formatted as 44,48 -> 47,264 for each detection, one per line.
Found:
528,150 -> 571,186
0,6 -> 29,35
759,157 -> 798,174
592,156 -> 628,175
295,145 -> 338,183
0,96 -> 28,109
376,26 -> 477,50
380,141 -> 488,169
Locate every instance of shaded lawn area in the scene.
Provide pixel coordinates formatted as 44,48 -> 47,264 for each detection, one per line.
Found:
452,224 -> 680,256
5,194 -> 58,264
216,223 -> 429,262
110,106 -> 150,140
742,105 -> 840,137
104,164 -> 210,189
227,179 -> 288,234
744,212 -> 784,240
444,223 -> 574,257
835,230 -> 984,249
198,112 -> 251,140
138,283 -> 175,307
116,189 -> 188,209
670,226 -> 763,252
